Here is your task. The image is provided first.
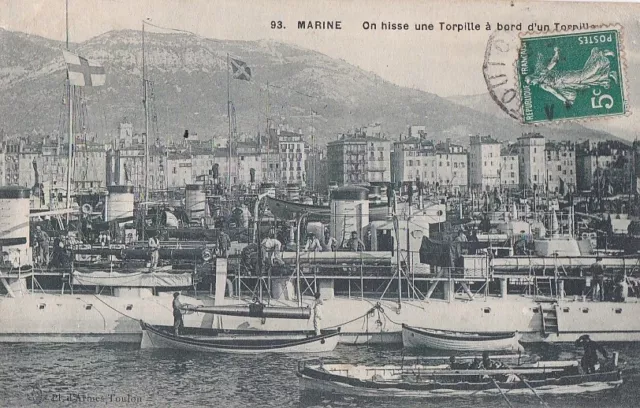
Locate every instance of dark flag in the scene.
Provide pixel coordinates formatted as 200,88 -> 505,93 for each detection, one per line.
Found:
230,58 -> 252,81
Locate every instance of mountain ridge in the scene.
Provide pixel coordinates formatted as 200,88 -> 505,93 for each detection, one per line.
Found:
0,28 -> 620,146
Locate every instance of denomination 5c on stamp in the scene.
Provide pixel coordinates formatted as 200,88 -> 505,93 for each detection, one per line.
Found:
517,28 -> 627,123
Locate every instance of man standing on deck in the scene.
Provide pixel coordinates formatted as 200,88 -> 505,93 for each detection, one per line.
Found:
172,292 -> 184,336
345,231 -> 365,252
323,230 -> 338,252
35,226 -> 50,267
312,291 -> 323,336
575,334 -> 608,374
148,235 -> 160,272
261,232 -> 284,266
305,232 -> 323,253
590,257 -> 606,301
218,230 -> 231,258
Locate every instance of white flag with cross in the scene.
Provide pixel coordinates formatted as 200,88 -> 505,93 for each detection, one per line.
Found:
63,51 -> 106,87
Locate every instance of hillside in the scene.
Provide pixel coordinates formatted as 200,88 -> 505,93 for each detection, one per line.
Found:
0,28 -> 618,146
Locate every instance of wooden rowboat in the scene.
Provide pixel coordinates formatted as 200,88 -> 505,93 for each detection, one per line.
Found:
297,359 -> 623,398
139,321 -> 340,354
402,324 -> 524,352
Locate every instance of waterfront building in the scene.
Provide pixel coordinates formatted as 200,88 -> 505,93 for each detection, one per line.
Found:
268,126 -> 308,187
5,134 -> 108,193
546,141 -> 576,194
576,140 -> 633,194
518,133 -> 547,191
328,125 -> 391,185
468,135 -> 501,192
421,140 -> 468,193
500,144 -> 519,190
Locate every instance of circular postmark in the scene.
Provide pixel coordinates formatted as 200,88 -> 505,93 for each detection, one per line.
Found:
483,30 -> 522,121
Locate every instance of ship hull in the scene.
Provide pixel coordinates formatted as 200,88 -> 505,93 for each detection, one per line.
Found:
2,293 -> 640,344
0,292 -> 211,343
210,296 -> 640,345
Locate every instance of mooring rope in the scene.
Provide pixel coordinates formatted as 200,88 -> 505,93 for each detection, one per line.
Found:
92,294 -> 138,321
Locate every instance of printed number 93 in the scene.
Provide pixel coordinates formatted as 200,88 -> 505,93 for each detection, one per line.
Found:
591,89 -> 614,109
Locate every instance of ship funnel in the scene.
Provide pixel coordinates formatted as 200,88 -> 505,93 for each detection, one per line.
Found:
551,210 -> 559,237
511,203 -> 518,220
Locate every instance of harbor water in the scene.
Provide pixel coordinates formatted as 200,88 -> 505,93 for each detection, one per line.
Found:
1,342 -> 639,407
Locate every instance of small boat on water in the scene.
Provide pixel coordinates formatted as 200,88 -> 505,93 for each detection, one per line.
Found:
140,321 -> 340,354
402,324 -> 524,352
297,358 -> 623,398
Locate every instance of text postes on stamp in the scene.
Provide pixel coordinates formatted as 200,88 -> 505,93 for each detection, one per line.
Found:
517,29 -> 626,124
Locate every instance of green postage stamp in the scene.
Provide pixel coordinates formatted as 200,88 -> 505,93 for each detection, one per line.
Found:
517,28 -> 627,123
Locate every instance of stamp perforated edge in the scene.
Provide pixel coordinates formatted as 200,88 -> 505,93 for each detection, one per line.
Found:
512,23 -> 630,126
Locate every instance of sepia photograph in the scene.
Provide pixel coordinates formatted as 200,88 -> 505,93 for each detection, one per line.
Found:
0,0 -> 639,406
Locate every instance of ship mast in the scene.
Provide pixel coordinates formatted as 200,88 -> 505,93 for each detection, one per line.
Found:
65,0 -> 74,222
227,53 -> 232,188
142,20 -> 149,240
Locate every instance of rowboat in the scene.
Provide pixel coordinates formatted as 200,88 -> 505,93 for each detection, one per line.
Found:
139,321 -> 340,354
402,324 -> 524,352
297,359 -> 623,398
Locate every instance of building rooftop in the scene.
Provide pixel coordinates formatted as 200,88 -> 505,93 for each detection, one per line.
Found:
518,132 -> 545,140
470,135 -> 501,145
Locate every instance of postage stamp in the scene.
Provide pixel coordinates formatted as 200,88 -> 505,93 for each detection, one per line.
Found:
517,28 -> 627,124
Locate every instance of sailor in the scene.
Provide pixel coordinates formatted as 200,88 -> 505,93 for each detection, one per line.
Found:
590,257 -> 606,301
449,355 -> 470,370
345,231 -> 365,252
217,230 -> 231,258
172,292 -> 184,336
323,230 -> 338,252
615,273 -> 628,302
514,230 -> 528,255
454,228 -> 468,242
49,237 -> 69,269
98,231 -> 111,248
305,232 -> 323,253
575,334 -> 608,374
480,351 -> 504,369
312,291 -> 323,336
148,235 -> 160,272
261,232 -> 284,266
35,226 -> 50,266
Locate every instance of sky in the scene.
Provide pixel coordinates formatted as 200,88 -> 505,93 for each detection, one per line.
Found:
1,0 -> 639,136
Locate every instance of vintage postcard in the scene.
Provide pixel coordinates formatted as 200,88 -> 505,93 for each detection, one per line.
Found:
0,0 -> 639,407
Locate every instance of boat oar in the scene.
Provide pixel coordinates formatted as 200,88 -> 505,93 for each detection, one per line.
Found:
490,378 -> 514,408
519,376 -> 549,407
502,362 -> 549,407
